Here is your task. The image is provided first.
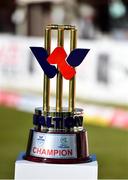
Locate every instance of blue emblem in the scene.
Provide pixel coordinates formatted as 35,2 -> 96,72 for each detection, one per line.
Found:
37,135 -> 46,146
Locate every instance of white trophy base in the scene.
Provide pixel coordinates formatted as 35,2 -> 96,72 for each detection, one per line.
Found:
14,153 -> 98,180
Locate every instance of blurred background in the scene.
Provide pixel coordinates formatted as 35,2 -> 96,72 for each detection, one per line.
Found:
0,0 -> 128,179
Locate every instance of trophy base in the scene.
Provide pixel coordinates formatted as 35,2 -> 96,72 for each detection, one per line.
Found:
25,128 -> 90,164
25,155 -> 91,164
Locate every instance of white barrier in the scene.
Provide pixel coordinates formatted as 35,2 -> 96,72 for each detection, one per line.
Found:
0,35 -> 128,105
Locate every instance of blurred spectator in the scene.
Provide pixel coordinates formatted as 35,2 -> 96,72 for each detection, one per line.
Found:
1,0 -> 128,40
109,0 -> 128,39
77,4 -> 96,39
0,0 -> 16,33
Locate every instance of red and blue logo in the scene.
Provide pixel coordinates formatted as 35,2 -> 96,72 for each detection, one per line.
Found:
30,47 -> 90,80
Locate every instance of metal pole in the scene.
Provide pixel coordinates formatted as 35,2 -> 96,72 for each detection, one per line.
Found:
56,26 -> 64,112
69,28 -> 77,112
43,27 -> 51,112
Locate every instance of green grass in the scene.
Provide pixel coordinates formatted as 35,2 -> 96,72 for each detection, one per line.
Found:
0,106 -> 32,179
0,106 -> 128,179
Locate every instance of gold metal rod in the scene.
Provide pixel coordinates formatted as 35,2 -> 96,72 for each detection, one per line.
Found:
69,28 -> 77,112
43,28 -> 51,112
56,27 -> 64,112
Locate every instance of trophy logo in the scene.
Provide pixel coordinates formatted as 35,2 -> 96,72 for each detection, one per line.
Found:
37,135 -> 46,146
30,47 -> 89,79
25,24 -> 91,163
59,137 -> 69,148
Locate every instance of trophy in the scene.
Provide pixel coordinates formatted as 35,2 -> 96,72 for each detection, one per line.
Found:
25,24 -> 90,163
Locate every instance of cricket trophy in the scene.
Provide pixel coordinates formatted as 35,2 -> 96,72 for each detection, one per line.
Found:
25,24 -> 91,164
